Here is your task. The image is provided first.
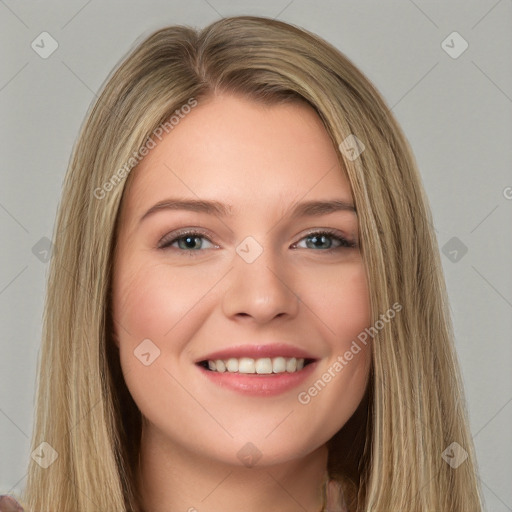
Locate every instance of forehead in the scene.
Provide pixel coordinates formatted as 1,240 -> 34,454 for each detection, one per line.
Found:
121,93 -> 353,220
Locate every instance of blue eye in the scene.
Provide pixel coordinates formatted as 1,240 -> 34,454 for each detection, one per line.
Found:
294,230 -> 357,251
158,229 -> 357,255
159,230 -> 216,252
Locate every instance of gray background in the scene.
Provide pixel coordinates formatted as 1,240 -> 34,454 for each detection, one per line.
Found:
1,1 -> 511,510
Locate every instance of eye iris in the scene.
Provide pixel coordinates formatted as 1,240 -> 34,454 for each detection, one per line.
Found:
178,235 -> 202,250
307,234 -> 331,250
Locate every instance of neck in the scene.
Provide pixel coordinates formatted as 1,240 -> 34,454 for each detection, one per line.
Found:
137,424 -> 329,512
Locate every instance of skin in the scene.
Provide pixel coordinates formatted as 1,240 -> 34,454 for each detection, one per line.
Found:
112,93 -> 372,512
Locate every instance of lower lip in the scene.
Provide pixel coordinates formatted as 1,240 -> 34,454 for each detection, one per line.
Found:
196,361 -> 318,397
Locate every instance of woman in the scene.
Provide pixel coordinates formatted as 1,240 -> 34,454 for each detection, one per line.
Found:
4,15 -> 482,511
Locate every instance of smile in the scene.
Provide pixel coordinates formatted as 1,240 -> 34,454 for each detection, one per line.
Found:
196,358 -> 318,397
199,356 -> 315,374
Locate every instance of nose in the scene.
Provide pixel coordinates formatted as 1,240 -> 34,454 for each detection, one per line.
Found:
222,242 -> 300,324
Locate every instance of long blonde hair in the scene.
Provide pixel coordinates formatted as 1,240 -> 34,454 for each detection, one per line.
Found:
23,15 -> 483,511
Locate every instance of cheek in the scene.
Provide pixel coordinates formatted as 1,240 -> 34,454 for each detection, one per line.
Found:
111,262 -> 191,421
329,262 -> 372,382
296,261 -> 372,429
314,261 -> 371,347
112,260 -> 214,348
111,259 -> 224,411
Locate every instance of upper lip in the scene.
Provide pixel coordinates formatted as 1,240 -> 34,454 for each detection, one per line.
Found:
195,343 -> 318,363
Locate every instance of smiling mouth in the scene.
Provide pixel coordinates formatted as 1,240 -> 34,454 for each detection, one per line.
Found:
197,356 -> 316,374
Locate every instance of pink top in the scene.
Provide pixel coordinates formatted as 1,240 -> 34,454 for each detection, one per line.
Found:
0,496 -> 24,511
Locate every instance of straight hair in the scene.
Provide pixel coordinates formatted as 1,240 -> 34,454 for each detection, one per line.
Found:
23,15 -> 482,511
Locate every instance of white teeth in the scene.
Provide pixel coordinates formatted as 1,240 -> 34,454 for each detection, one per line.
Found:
255,358 -> 273,374
204,356 -> 307,374
225,358 -> 239,372
272,356 -> 286,373
286,357 -> 297,372
238,357 -> 255,373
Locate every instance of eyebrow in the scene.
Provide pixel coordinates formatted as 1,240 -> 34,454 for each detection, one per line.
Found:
139,197 -> 356,223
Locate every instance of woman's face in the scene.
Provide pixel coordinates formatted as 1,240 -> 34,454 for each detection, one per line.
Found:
112,93 -> 372,466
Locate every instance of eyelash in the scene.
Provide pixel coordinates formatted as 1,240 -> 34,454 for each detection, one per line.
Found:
158,228 -> 357,255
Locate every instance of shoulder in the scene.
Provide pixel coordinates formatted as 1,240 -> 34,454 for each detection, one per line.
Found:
0,495 -> 24,511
